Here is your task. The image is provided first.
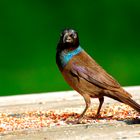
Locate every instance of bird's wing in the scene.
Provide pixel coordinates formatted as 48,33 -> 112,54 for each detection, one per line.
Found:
71,62 -> 121,90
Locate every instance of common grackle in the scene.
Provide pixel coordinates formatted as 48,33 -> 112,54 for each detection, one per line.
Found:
56,29 -> 140,123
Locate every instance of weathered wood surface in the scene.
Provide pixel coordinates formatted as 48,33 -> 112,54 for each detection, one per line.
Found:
0,86 -> 140,140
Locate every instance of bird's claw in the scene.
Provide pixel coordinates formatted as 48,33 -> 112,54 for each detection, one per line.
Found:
95,114 -> 102,119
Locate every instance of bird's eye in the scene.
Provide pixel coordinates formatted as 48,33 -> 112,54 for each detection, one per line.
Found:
73,34 -> 77,38
69,33 -> 76,38
70,34 -> 73,37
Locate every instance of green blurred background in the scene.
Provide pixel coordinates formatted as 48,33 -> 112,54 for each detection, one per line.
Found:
0,0 -> 140,96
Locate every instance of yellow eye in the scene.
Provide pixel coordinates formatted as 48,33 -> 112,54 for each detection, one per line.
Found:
73,34 -> 77,38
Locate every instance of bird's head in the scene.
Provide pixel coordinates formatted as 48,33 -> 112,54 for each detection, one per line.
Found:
57,29 -> 79,51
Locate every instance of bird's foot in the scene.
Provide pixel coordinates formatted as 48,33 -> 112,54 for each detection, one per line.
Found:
95,114 -> 102,119
88,114 -> 102,120
66,118 -> 85,124
76,119 -> 87,124
67,116 -> 86,124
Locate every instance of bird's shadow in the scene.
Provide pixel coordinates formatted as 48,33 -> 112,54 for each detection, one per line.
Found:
97,116 -> 140,125
123,119 -> 140,125
94,116 -> 140,125
65,115 -> 140,125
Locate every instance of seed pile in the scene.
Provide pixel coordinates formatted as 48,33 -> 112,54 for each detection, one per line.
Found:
0,103 -> 139,133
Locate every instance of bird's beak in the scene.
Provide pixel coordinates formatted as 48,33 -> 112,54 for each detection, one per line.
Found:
63,34 -> 73,43
65,36 -> 73,43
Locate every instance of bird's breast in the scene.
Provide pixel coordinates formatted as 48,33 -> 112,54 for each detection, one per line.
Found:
57,46 -> 83,70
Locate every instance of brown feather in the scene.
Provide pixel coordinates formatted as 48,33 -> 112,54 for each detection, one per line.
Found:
56,29 -> 140,122
62,50 -> 140,112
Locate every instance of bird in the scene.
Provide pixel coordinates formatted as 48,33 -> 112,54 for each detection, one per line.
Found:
56,28 -> 140,123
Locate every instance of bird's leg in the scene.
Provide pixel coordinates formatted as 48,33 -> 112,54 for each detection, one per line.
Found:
96,97 -> 104,117
78,94 -> 91,123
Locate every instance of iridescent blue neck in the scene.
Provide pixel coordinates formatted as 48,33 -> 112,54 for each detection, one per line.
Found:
60,46 -> 83,68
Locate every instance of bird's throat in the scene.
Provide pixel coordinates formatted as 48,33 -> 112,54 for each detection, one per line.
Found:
58,46 -> 83,69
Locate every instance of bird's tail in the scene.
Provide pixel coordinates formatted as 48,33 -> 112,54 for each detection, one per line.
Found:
122,97 -> 140,113
105,90 -> 140,113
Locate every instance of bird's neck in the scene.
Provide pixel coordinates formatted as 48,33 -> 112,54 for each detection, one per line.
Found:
56,46 -> 83,70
